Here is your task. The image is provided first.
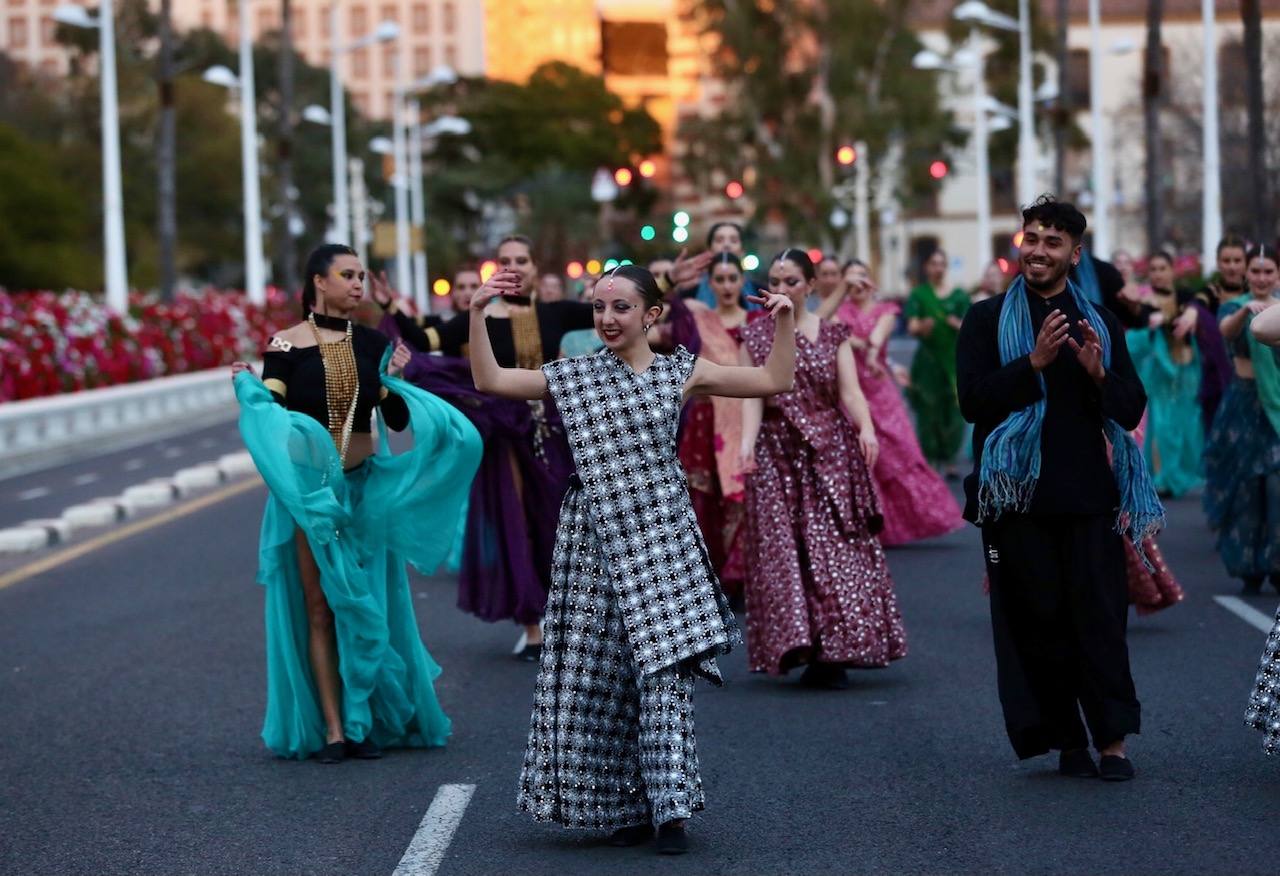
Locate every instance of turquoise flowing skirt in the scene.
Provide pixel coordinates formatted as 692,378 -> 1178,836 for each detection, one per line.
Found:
234,368 -> 482,759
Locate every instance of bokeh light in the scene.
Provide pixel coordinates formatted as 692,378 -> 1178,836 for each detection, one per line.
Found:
640,225 -> 656,241
614,167 -> 633,186
566,261 -> 584,279
673,227 -> 690,243
742,254 -> 760,271
586,259 -> 602,275
432,278 -> 451,296
725,180 -> 744,199
836,145 -> 857,166
807,248 -> 824,264
638,159 -> 657,178
480,260 -> 497,281
929,160 -> 949,180
673,211 -> 691,228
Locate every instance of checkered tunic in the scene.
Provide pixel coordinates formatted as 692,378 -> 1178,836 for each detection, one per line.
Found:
517,346 -> 739,829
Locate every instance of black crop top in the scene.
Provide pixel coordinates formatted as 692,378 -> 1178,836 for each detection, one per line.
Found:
392,300 -> 594,367
260,322 -> 409,433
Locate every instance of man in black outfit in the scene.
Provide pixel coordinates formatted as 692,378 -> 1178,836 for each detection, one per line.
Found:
956,197 -> 1147,782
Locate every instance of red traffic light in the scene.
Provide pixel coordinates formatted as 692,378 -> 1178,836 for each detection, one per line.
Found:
836,145 -> 857,166
725,180 -> 744,199
929,160 -> 949,180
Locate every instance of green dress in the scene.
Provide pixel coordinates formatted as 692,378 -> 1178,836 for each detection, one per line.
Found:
1126,327 -> 1204,497
905,283 -> 970,466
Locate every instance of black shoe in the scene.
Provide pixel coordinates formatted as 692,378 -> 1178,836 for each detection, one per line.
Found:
798,663 -> 850,690
655,821 -> 689,855
1099,754 -> 1135,782
1242,576 -> 1264,595
1058,748 -> 1100,778
345,737 -> 383,760
516,643 -> 543,663
316,741 -> 346,764
608,823 -> 653,847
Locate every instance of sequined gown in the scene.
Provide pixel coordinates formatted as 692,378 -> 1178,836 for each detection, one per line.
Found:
741,318 -> 907,674
835,299 -> 963,545
518,347 -> 739,830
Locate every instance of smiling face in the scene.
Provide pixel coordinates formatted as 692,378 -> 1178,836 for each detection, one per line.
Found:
710,225 -> 744,256
1147,255 -> 1174,291
816,258 -> 842,297
314,254 -> 365,314
1219,246 -> 1247,287
497,239 -> 537,289
1019,222 -> 1080,294
768,257 -> 814,309
1247,255 -> 1280,297
710,260 -> 744,308
593,276 -> 660,350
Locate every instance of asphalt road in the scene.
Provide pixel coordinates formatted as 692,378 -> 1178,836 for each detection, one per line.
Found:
3,470 -> 1280,875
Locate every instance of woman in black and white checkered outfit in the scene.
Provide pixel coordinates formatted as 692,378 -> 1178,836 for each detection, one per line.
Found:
468,261 -> 796,855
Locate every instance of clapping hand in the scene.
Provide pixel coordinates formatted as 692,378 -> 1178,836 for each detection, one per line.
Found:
1029,309 -> 1070,371
472,270 -> 522,311
387,341 -> 411,377
1066,319 -> 1106,382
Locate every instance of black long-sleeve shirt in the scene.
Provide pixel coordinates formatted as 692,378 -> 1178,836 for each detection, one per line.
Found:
392,301 -> 593,367
956,289 -> 1147,523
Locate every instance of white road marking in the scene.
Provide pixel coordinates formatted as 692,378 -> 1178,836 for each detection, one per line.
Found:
16,487 -> 50,501
392,783 -> 476,876
199,437 -> 217,449
72,473 -> 100,486
123,459 -> 145,471
162,447 -> 183,459
1214,596 -> 1278,634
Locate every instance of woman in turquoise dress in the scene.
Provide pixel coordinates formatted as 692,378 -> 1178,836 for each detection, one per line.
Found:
905,248 -> 970,472
232,244 -> 482,762
1125,252 -> 1204,497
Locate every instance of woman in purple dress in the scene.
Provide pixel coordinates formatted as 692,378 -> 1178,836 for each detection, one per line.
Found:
834,260 -> 963,546
740,250 -> 907,690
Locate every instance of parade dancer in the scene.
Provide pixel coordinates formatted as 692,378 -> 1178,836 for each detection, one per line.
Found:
1195,234 -> 1250,315
834,259 -> 963,546
1125,252 -> 1205,498
679,253 -> 750,598
377,236 -> 593,661
469,265 -> 795,855
1204,245 -> 1280,596
741,249 -> 906,690
957,197 -> 1161,782
906,248 -> 969,474
232,244 -> 481,762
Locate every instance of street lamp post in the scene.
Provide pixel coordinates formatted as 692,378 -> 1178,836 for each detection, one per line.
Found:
390,48 -> 412,305
969,34 -> 993,268
53,2 -> 128,313
408,99 -> 427,312
1201,0 -> 1222,273
1088,0 -> 1110,256
202,17 -> 267,306
328,14 -> 400,247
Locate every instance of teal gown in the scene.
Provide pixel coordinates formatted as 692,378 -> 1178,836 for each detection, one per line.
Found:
234,364 -> 482,759
1126,327 -> 1204,497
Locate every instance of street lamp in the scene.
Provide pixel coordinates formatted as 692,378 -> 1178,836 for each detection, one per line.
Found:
53,2 -> 128,313
328,11 -> 400,247
203,37 -> 266,306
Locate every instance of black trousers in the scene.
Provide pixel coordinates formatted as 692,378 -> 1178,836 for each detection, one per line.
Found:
982,514 -> 1141,759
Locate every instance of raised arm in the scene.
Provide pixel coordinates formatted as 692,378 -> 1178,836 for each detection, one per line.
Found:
684,292 -> 796,400
1220,302 -> 1252,341
468,271 -> 549,400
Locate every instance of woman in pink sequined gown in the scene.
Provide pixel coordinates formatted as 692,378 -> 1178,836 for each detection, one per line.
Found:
678,253 -> 749,596
834,261 -> 964,546
740,249 -> 907,690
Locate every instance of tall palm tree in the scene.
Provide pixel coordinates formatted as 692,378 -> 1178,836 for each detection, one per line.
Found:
1241,0 -> 1272,241
1142,0 -> 1164,251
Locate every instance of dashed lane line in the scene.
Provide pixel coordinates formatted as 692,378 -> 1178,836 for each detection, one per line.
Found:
1214,596 -> 1277,635
71,473 -> 100,486
16,487 -> 50,501
0,476 -> 261,593
392,783 -> 476,876
123,459 -> 146,471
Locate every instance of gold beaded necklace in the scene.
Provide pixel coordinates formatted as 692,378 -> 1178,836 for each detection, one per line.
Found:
307,312 -> 360,467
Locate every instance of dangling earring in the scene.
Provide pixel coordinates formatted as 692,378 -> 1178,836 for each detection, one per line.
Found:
643,322 -> 653,333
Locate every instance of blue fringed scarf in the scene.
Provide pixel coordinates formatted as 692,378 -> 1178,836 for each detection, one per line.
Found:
977,275 -> 1166,544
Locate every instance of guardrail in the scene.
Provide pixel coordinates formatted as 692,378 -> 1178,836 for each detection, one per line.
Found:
0,366 -> 242,473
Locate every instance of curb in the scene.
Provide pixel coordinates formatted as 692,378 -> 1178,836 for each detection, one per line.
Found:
0,451 -> 256,555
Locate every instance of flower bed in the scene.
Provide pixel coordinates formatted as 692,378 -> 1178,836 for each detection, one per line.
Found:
0,288 -> 297,402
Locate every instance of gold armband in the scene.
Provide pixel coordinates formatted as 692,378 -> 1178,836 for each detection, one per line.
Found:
263,378 -> 287,398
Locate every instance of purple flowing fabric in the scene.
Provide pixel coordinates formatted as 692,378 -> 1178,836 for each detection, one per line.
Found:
1192,301 -> 1231,435
381,314 -> 574,625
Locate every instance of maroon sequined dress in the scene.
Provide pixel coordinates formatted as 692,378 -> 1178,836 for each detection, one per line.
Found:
740,318 -> 908,674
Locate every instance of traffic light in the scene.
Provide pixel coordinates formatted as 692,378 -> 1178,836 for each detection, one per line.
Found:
929,160 -> 949,180
836,145 -> 857,166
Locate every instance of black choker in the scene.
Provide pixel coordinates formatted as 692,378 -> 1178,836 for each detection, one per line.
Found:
310,312 -> 352,331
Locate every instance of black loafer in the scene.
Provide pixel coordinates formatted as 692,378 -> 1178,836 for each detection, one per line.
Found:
316,741 -> 346,764
517,643 -> 543,663
1058,748 -> 1100,778
798,663 -> 850,690
608,823 -> 653,847
345,738 -> 383,760
1099,754 -> 1135,782
655,821 -> 688,855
